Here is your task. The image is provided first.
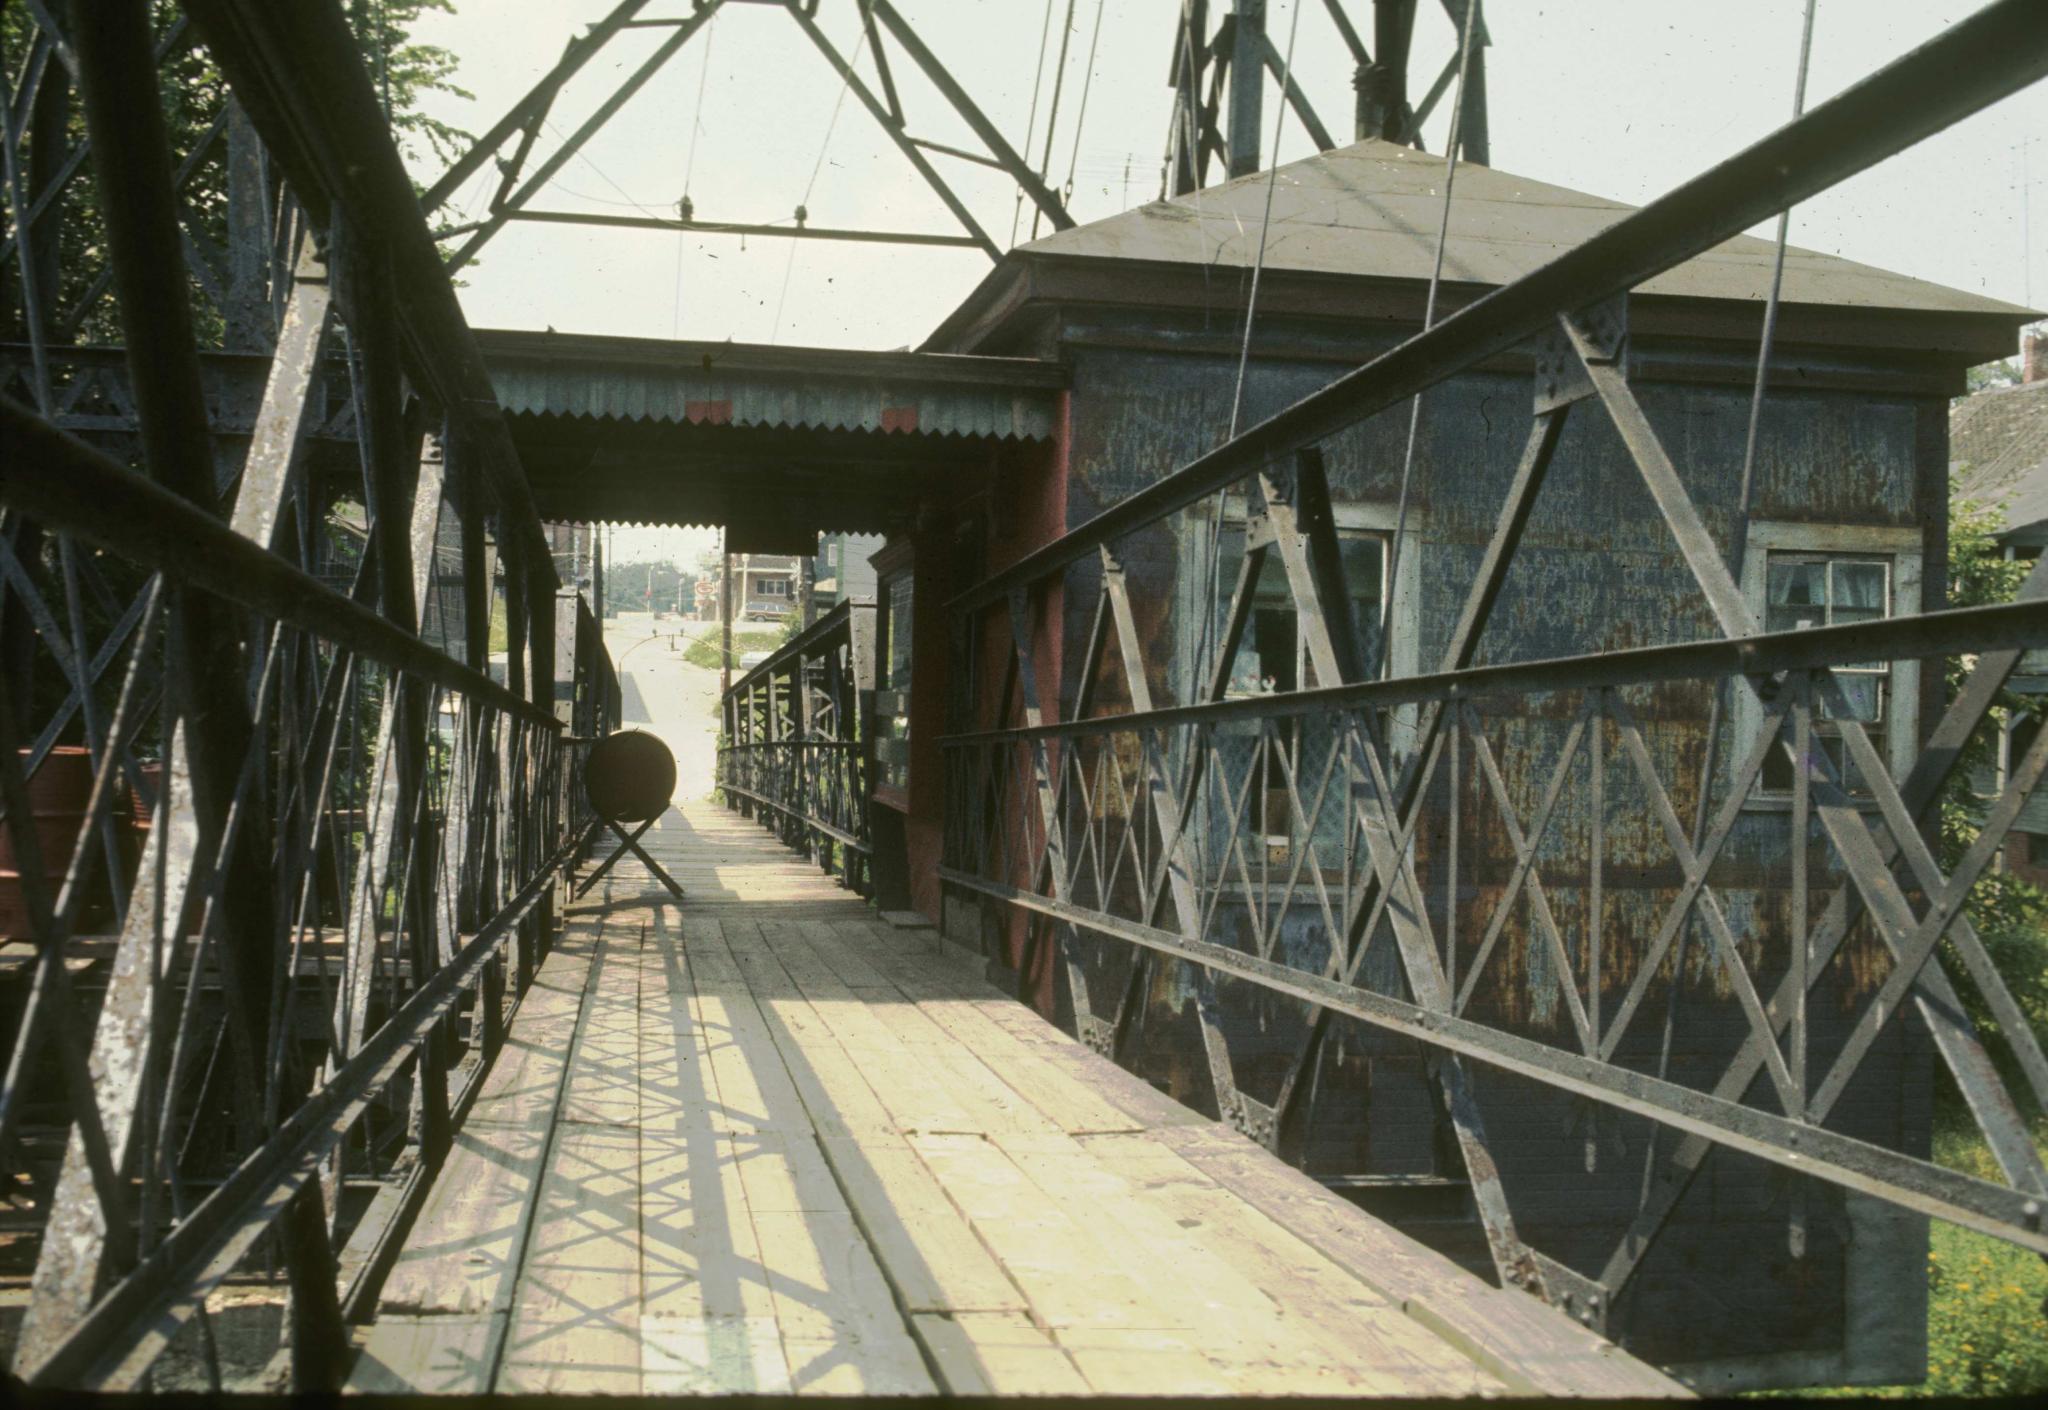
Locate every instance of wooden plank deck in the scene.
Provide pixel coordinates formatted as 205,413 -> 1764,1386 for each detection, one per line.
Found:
347,797 -> 1687,1397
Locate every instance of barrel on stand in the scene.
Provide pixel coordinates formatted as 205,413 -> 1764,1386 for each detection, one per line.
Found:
575,730 -> 684,900
584,729 -> 678,824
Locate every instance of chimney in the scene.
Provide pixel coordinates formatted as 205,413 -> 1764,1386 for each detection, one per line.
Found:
2025,328 -> 2046,384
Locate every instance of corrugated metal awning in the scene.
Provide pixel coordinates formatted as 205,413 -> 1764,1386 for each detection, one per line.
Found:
480,329 -> 1063,441
475,330 -> 1066,531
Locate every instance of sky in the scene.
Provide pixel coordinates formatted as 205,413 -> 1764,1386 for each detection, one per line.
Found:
402,1 -> 2048,566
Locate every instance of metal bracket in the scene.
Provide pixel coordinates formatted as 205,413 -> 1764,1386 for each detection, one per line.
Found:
1533,293 -> 1628,413
1228,1092 -> 1279,1147
1529,1251 -> 1612,1333
1077,1013 -> 1117,1056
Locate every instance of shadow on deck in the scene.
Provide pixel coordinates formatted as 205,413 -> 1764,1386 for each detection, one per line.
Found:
345,798 -> 1685,1397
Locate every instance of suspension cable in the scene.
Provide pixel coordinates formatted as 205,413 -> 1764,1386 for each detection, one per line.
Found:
1380,0 -> 1481,679
1228,0 -> 1304,440
770,11 -> 871,344
682,9 -> 716,205
1192,0 -> 1302,706
1011,0 -> 1058,247
1029,0 -> 1080,242
1061,0 -> 1107,207
674,9 -> 718,336
1660,0 -> 1821,1101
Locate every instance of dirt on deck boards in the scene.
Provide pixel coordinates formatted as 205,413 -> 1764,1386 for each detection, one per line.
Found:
345,797 -> 1686,1397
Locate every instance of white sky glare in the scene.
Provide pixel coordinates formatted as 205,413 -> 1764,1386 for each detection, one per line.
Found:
406,1 -> 2048,565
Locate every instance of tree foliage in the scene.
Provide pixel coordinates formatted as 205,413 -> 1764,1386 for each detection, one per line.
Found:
2,1 -> 471,348
1937,484 -> 2048,1103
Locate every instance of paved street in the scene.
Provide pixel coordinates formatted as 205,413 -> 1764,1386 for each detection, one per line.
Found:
603,612 -> 724,800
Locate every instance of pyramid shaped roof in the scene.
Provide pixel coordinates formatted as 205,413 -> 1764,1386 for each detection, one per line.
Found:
1025,138 -> 2026,312
929,138 -> 2031,352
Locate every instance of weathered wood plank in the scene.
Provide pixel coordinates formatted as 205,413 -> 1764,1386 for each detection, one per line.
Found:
345,1314 -> 501,1394
376,1121 -> 551,1319
686,918 -> 819,1136
557,925 -> 643,1128
829,918 -> 1184,1133
708,921 -> 1030,1321
768,920 -> 1063,1139
640,1132 -> 791,1392
911,1311 -> 1090,1395
1150,1122 -> 1690,1397
355,796 -> 1685,1398
731,920 -> 980,1136
993,1128 -> 1365,1395
499,1122 -> 642,1394
908,1132 -> 1178,1336
1080,1130 -> 1501,1396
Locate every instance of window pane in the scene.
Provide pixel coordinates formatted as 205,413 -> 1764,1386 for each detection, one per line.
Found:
1830,561 -> 1887,667
878,571 -> 913,792
1756,549 -> 1897,798
1821,735 -> 1851,790
1831,561 -> 1887,616
1767,559 -> 1828,634
1341,534 -> 1386,676
1820,674 -> 1883,724
885,574 -> 913,691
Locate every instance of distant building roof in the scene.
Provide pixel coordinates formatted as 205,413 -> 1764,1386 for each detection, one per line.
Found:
1954,379 -> 2048,540
928,138 -> 2034,356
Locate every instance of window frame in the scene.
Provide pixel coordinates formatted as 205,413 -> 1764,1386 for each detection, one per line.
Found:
871,542 -> 916,812
1736,521 -> 1923,807
1201,494 -> 1423,693
1188,495 -> 1423,862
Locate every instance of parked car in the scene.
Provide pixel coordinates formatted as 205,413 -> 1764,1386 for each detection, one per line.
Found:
737,650 -> 773,669
743,599 -> 788,622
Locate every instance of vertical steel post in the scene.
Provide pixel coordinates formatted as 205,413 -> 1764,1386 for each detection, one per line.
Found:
1227,0 -> 1267,177
41,1 -> 345,1388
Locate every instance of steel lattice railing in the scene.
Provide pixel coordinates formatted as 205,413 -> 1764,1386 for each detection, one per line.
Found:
0,0 -> 594,1391
718,598 -> 878,894
940,0 -> 2048,1342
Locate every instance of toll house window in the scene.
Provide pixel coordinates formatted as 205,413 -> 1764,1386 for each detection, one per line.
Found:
1215,527 -> 1388,851
1749,544 -> 1904,795
1218,532 -> 1387,697
875,561 -> 914,799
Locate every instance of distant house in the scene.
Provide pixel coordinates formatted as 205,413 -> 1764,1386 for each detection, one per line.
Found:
810,532 -> 885,612
1953,332 -> 2048,879
735,553 -> 798,622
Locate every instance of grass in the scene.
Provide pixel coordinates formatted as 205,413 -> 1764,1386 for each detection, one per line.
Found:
683,629 -> 783,673
1915,1120 -> 2048,1398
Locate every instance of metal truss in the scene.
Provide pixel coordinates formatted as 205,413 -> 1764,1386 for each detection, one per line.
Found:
1166,0 -> 1489,195
944,0 -> 2048,1333
719,597 -> 878,894
424,0 -> 1075,268
0,0 -> 610,1391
